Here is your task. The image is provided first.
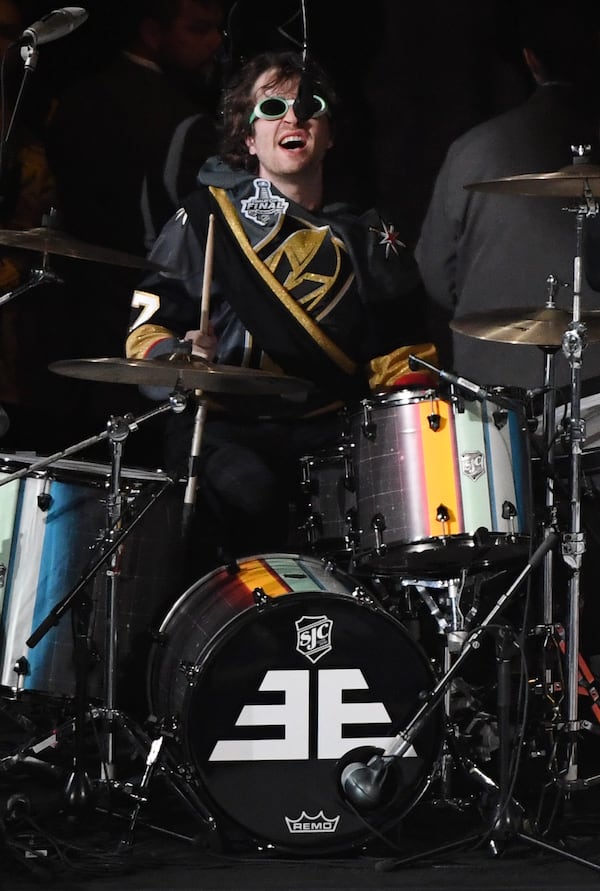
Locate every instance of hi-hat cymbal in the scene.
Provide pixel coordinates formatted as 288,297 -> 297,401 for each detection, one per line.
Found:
0,227 -> 170,272
49,356 -> 312,397
465,163 -> 600,198
450,306 -> 600,346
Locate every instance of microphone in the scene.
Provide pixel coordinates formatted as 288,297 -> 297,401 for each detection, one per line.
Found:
20,7 -> 88,46
293,68 -> 316,123
408,354 -> 488,402
340,749 -> 389,809
340,730 -> 420,810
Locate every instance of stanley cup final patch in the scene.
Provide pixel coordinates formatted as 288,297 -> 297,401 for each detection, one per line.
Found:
241,179 -> 289,226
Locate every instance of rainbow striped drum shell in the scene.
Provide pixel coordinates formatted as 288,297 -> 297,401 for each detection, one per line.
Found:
350,388 -> 531,574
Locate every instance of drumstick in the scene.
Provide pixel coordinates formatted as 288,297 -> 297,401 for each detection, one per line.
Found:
183,212 -> 215,533
199,213 -> 215,336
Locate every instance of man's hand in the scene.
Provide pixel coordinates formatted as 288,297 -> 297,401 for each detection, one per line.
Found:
185,322 -> 217,361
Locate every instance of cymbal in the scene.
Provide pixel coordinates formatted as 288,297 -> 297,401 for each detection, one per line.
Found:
450,306 -> 600,346
49,356 -> 312,397
0,227 -> 170,272
465,163 -> 600,198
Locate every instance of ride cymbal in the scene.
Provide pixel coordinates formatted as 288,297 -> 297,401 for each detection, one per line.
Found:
0,227 -> 171,272
49,356 -> 312,397
450,306 -> 600,346
465,163 -> 600,198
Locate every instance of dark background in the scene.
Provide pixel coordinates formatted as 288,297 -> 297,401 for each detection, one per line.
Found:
24,0 -> 535,245
3,0 -> 548,461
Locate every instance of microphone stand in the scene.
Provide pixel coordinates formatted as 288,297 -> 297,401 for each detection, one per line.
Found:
1,41 -> 37,145
0,40 -> 38,190
0,394 -> 187,489
341,531 -> 558,809
338,532 -> 600,872
373,601 -> 600,875
0,260 -> 63,307
407,353 -> 523,412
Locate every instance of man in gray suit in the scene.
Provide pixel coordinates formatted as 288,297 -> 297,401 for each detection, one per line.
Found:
416,0 -> 600,661
415,0 -> 600,400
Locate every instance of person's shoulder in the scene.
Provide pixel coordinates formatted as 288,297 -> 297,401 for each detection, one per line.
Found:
447,85 -> 576,155
322,200 -> 361,221
450,104 -> 530,151
325,204 -> 415,259
196,157 -> 256,194
50,53 -> 139,112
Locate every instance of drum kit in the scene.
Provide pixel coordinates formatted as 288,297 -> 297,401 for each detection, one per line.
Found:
1,156 -> 600,864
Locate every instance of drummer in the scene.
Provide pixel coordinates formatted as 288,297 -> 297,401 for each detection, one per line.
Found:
126,49 -> 434,574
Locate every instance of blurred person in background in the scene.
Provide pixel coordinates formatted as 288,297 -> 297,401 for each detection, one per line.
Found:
0,0 -> 57,447
415,0 -> 600,397
43,0 -> 227,462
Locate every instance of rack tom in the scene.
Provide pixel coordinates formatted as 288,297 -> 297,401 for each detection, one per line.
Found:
350,388 -> 531,574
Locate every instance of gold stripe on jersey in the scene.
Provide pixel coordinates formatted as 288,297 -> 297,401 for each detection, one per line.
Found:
210,186 -> 357,376
368,342 -> 439,390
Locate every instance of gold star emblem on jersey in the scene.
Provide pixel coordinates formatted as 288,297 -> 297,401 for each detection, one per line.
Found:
370,219 -> 405,258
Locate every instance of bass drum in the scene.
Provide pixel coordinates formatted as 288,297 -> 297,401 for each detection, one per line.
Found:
148,554 -> 441,853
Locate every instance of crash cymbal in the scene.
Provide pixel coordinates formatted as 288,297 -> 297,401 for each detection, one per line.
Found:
49,356 -> 312,397
450,306 -> 600,346
0,227 -> 170,272
465,163 -> 600,198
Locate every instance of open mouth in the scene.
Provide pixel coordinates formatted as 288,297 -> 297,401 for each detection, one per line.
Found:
280,135 -> 306,150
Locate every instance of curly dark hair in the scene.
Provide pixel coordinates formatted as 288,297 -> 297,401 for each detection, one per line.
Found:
219,50 -> 339,172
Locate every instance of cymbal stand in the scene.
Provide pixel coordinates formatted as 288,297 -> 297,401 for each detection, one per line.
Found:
18,405 -> 181,813
58,444 -> 173,815
558,184 -> 598,788
538,276 -> 562,631
100,416 -> 129,781
87,415 -> 219,847
531,327 -> 564,750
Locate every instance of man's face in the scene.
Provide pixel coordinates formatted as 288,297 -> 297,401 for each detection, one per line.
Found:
158,0 -> 223,74
245,69 -> 333,180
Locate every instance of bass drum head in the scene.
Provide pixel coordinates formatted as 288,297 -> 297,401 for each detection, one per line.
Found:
149,554 -> 441,853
